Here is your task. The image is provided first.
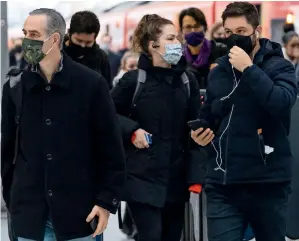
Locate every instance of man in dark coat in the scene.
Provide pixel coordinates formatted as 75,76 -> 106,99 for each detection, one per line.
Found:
101,34 -> 121,80
191,2 -> 298,241
63,11 -> 112,89
1,8 -> 126,241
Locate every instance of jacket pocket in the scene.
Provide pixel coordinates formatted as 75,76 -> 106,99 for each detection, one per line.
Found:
126,145 -> 157,176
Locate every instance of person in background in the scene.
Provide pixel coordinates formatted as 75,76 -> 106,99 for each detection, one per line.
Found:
111,14 -> 202,241
63,11 -> 112,89
9,38 -> 27,69
8,38 -> 15,51
282,31 -> 299,87
284,23 -> 296,34
101,34 -> 121,80
210,22 -> 226,44
118,36 -> 133,58
179,7 -> 227,89
191,2 -> 297,241
113,51 -> 139,86
2,8 -> 126,241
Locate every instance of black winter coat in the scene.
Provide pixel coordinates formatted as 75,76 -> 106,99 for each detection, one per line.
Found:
201,39 -> 298,184
63,43 -> 112,89
1,54 -> 126,240
110,54 -> 205,207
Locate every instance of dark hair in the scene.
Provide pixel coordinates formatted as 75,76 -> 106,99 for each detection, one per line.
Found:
63,34 -> 69,43
284,23 -> 295,34
69,11 -> 100,38
222,2 -> 259,29
179,8 -> 207,32
133,14 -> 173,54
282,31 -> 299,45
210,22 -> 223,38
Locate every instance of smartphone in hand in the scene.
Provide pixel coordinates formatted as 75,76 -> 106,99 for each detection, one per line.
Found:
144,133 -> 152,145
187,119 -> 210,132
90,216 -> 98,231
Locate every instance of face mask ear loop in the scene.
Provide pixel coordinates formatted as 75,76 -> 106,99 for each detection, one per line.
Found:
44,34 -> 55,55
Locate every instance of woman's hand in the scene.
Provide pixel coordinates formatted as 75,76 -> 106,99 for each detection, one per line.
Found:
132,129 -> 151,149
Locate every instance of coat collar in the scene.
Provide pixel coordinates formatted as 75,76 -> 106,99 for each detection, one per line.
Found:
25,53 -> 72,91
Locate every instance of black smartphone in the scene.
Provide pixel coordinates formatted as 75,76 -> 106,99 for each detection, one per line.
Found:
90,216 -> 98,231
187,119 -> 210,132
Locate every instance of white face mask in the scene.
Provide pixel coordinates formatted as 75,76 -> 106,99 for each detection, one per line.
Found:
156,43 -> 183,65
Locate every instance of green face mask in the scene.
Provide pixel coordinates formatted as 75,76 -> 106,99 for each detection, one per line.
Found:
22,36 -> 53,65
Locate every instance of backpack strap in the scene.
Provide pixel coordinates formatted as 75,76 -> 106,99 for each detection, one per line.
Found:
7,68 -> 23,164
131,69 -> 146,108
181,72 -> 190,99
131,70 -> 190,111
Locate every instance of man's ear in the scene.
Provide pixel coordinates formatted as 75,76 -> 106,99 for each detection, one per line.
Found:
256,25 -> 262,38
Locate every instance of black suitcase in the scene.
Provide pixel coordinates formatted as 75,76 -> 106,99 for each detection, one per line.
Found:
182,192 -> 208,241
182,89 -> 208,241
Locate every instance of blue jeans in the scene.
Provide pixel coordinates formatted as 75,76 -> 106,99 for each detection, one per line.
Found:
18,221 -> 96,241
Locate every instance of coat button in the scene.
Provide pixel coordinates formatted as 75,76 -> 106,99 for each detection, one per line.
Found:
112,198 -> 119,206
46,119 -> 52,125
15,116 -> 19,124
45,85 -> 51,91
48,190 -> 53,196
46,154 -> 52,160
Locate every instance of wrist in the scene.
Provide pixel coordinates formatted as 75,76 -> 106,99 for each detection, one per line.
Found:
131,131 -> 137,143
242,64 -> 253,72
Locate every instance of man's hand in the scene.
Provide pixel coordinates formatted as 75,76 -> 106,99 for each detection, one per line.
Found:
86,205 -> 110,237
228,46 -> 253,72
191,128 -> 214,146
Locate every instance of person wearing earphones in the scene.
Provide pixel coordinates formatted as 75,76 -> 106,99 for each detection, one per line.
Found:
111,14 -> 201,241
191,2 -> 297,241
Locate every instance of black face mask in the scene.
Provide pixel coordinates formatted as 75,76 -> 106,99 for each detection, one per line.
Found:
225,32 -> 256,55
213,37 -> 226,44
66,39 -> 95,58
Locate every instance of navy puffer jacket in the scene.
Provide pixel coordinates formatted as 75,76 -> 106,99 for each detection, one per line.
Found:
200,38 -> 298,184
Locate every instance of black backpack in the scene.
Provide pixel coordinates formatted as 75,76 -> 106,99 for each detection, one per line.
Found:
6,68 -> 24,165
131,69 -> 191,109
